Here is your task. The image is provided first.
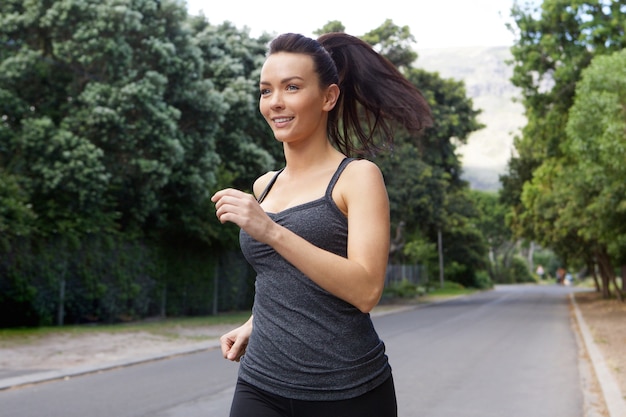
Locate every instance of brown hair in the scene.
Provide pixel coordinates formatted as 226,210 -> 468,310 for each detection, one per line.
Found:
267,32 -> 432,157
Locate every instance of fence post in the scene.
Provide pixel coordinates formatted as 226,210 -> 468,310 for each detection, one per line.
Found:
57,277 -> 65,326
438,229 -> 444,289
212,262 -> 219,316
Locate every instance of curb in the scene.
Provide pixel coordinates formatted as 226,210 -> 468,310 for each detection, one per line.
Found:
570,293 -> 626,417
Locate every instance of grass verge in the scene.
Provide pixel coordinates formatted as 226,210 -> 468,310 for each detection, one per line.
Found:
0,311 -> 252,347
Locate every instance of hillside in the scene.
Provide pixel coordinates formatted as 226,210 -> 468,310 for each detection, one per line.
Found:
416,46 -> 526,191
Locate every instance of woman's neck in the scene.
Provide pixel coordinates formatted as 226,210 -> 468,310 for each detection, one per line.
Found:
282,140 -> 345,176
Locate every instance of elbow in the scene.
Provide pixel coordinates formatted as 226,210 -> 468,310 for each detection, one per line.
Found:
355,287 -> 383,314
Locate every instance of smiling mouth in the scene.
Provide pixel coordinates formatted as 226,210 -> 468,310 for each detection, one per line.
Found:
273,117 -> 294,124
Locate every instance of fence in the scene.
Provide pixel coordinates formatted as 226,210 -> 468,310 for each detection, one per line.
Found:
385,264 -> 427,287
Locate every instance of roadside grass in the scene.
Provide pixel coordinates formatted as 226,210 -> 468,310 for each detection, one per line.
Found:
0,311 -> 251,348
422,281 -> 478,300
382,279 -> 477,303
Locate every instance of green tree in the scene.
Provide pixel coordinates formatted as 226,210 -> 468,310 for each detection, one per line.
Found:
518,49 -> 626,300
500,0 -> 626,245
500,0 -> 626,298
361,19 -> 418,69
315,21 -> 346,35
0,0 -> 269,325
0,0 -> 230,241
563,49 -> 626,299
192,21 -> 278,189
0,170 -> 35,248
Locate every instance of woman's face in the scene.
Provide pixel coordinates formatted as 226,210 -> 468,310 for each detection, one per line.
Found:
259,52 -> 336,145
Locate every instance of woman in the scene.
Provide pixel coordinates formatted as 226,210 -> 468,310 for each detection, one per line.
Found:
212,32 -> 432,417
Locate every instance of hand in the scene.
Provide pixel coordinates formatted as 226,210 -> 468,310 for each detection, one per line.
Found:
211,188 -> 274,243
220,319 -> 253,362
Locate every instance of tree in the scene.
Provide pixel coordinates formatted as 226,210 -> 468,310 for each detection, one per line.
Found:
0,0 -> 227,241
314,21 -> 346,35
563,49 -> 626,299
361,19 -> 418,70
0,0 -> 270,325
0,170 -> 35,248
501,0 -> 626,245
517,48 -> 626,300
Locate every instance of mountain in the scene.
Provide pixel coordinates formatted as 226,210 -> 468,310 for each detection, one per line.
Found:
416,46 -> 526,191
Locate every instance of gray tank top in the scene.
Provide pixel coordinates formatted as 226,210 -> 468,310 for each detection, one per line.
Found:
238,157 -> 391,401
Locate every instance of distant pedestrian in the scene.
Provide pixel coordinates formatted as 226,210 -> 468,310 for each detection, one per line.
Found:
536,264 -> 545,280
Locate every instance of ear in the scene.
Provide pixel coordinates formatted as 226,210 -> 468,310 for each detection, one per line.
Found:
322,84 -> 340,111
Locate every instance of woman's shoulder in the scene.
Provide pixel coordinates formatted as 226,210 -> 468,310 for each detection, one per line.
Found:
334,158 -> 386,213
343,158 -> 384,182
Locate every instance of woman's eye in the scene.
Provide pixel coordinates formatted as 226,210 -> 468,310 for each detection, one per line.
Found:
260,88 -> 270,96
287,84 -> 299,91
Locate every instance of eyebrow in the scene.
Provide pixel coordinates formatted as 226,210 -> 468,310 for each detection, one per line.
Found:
259,76 -> 305,86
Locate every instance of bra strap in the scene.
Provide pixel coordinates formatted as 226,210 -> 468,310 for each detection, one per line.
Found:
256,168 -> 285,203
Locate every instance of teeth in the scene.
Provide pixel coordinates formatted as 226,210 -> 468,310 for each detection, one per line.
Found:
274,117 -> 292,123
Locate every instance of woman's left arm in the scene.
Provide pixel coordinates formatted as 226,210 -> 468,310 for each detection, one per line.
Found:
211,160 -> 390,313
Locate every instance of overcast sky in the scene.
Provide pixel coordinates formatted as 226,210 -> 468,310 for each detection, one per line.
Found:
184,0 -> 520,50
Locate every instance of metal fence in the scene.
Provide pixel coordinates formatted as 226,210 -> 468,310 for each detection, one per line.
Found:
384,264 -> 427,287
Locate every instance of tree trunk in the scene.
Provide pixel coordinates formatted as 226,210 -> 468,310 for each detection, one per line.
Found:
596,249 -> 614,300
588,261 -> 601,293
611,274 -> 623,302
527,241 -> 535,274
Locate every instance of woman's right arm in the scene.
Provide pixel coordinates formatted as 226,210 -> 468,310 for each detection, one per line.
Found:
220,315 -> 253,362
218,174 -> 272,362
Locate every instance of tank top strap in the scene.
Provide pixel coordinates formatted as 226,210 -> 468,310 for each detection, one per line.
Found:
257,168 -> 285,203
325,157 -> 355,199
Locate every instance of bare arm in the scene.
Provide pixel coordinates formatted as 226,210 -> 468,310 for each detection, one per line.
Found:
211,160 -> 390,313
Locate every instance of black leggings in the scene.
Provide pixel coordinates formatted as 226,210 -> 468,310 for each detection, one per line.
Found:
228,375 -> 397,417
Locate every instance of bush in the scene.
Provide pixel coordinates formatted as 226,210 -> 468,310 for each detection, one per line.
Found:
383,279 -> 425,299
505,256 -> 536,284
473,270 -> 494,289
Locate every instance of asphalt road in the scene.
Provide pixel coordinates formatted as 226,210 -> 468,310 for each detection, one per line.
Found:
0,285 -> 585,417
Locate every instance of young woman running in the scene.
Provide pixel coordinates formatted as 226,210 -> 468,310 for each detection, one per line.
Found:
212,31 -> 432,417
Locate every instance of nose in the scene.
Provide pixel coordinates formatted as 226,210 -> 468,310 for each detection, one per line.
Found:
269,91 -> 284,109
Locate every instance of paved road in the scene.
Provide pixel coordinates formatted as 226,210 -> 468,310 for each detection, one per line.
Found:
0,285 -> 585,417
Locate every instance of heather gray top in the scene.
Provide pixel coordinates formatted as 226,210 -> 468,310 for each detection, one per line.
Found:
238,157 -> 391,401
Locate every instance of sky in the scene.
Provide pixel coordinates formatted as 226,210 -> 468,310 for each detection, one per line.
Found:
184,0 -> 519,50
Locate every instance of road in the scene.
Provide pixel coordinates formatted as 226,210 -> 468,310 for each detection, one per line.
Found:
0,285 -> 585,417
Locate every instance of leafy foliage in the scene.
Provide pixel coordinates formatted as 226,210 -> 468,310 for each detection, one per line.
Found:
0,5 -> 493,325
501,0 -> 626,299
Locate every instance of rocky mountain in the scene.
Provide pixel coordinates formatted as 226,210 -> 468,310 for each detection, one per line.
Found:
416,46 -> 526,191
